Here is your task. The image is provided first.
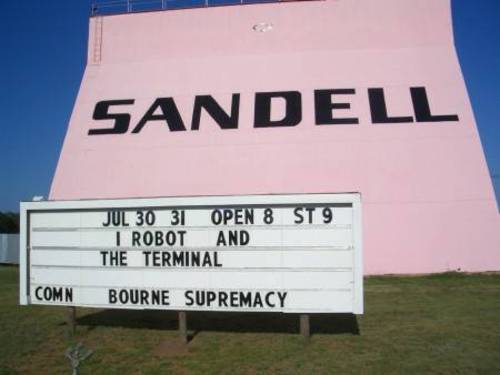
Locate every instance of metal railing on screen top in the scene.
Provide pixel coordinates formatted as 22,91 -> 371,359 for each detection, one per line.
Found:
91,0 -> 280,15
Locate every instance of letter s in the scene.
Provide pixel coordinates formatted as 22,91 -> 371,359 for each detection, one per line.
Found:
185,290 -> 194,306
88,99 -> 135,135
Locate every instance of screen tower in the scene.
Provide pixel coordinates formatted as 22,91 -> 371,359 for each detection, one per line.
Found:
50,0 -> 500,274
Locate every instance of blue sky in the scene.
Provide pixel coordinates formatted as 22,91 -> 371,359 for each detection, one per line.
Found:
0,0 -> 499,212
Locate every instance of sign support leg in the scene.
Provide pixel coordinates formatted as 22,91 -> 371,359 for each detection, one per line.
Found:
67,306 -> 76,336
178,311 -> 188,343
300,314 -> 310,339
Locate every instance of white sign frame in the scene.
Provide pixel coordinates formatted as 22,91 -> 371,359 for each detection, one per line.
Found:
20,193 -> 363,314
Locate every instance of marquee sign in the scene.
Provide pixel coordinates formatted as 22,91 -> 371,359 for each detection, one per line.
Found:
20,194 -> 363,314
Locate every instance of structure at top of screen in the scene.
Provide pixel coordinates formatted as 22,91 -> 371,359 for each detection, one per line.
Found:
49,0 -> 500,275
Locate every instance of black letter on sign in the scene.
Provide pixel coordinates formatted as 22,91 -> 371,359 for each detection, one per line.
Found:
191,94 -> 240,130
410,87 -> 459,122
315,89 -> 359,125
132,98 -> 186,133
368,88 -> 414,124
254,91 -> 302,128
88,100 -> 134,135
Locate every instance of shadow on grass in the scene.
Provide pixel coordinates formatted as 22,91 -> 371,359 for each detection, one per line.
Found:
76,309 -> 359,338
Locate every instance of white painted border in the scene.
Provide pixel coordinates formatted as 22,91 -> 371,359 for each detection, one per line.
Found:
19,208 -> 28,305
20,193 -> 363,314
352,196 -> 364,314
21,193 -> 360,211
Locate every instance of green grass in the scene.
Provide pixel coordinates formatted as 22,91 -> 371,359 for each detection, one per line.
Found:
1,266 -> 499,374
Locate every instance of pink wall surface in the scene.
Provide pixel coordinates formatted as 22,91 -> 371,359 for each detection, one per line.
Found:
50,0 -> 500,274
